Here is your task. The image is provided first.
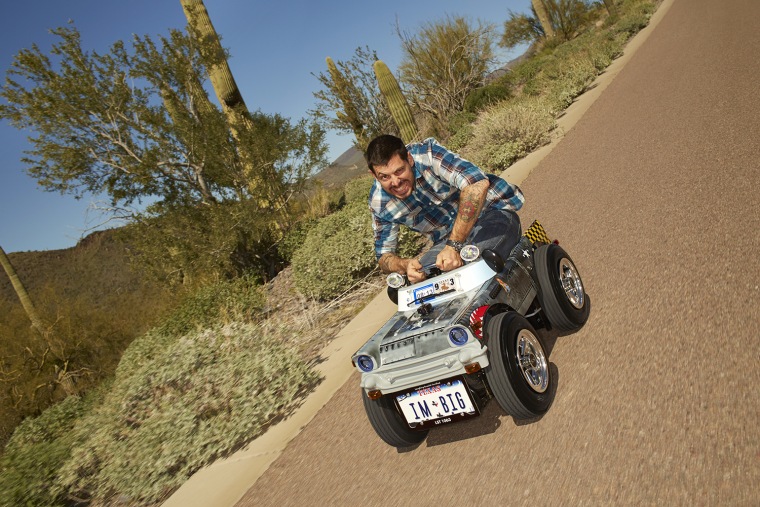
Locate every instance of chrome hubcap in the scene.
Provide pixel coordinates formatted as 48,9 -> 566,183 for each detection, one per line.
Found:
516,330 -> 548,393
559,258 -> 584,309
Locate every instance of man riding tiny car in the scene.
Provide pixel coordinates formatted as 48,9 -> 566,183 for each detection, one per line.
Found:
366,134 -> 524,281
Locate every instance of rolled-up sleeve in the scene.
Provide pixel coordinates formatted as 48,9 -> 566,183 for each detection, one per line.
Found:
426,138 -> 488,190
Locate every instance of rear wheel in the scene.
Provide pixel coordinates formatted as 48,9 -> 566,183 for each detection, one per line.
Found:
535,244 -> 590,332
362,390 -> 428,448
485,312 -> 553,419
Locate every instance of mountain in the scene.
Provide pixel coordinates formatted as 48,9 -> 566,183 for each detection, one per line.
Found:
311,145 -> 368,188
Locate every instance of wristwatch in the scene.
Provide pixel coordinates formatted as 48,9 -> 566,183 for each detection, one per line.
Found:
446,239 -> 465,252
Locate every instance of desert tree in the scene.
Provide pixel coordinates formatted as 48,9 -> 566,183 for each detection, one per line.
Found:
396,15 -> 495,136
0,24 -> 326,282
500,0 -> 592,50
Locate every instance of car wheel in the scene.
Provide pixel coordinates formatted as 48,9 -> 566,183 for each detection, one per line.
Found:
362,389 -> 428,448
484,312 -> 553,419
534,244 -> 590,332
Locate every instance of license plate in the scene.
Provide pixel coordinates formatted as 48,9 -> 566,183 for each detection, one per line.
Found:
395,377 -> 479,428
412,278 -> 455,304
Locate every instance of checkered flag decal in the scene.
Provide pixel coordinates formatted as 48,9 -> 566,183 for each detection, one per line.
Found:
523,220 -> 551,245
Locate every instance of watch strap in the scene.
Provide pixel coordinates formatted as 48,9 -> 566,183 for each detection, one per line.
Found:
446,239 -> 465,252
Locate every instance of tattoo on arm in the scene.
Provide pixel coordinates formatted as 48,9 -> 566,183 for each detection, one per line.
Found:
459,194 -> 480,223
450,180 -> 489,242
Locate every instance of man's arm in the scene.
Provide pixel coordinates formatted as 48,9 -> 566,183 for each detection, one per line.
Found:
436,179 -> 489,271
378,253 -> 425,284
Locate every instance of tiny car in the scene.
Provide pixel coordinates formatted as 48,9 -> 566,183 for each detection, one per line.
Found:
352,221 -> 590,448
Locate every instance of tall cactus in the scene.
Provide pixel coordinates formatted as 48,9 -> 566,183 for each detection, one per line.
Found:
532,0 -> 556,39
180,0 -> 251,128
326,57 -> 369,150
373,60 -> 418,144
0,245 -> 45,336
181,0 -> 278,204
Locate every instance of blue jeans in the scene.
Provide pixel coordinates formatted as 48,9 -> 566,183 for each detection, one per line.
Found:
419,208 -> 522,267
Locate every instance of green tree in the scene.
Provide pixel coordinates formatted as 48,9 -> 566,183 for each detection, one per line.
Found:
311,46 -> 398,151
500,0 -> 592,50
0,25 -> 326,282
396,15 -> 495,135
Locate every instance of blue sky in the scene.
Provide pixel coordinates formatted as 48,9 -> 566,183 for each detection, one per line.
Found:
0,0 -> 529,253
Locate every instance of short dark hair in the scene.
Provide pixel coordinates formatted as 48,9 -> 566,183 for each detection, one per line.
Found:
365,134 -> 408,173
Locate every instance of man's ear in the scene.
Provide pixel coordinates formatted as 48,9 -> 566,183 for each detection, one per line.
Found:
407,152 -> 414,166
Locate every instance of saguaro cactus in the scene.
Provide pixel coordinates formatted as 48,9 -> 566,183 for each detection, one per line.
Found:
180,0 -> 251,126
373,60 -> 418,144
532,0 -> 556,39
0,245 -> 45,336
180,0 -> 277,203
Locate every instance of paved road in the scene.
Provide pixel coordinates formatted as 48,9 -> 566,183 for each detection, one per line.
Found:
237,0 -> 760,504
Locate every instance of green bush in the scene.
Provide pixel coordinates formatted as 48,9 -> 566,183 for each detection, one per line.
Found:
291,201 -> 376,300
291,199 -> 424,300
462,96 -> 556,171
157,274 -> 265,337
342,175 -> 375,204
0,390 -> 103,507
54,322 -> 319,505
444,112 -> 477,153
464,82 -> 512,113
278,217 -> 319,262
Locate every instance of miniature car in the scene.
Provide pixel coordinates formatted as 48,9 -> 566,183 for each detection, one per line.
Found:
352,221 -> 590,448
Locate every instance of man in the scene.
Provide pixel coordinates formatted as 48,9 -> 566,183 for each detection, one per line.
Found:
366,134 -> 524,284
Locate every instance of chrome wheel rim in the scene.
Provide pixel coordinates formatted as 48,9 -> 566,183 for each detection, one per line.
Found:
559,258 -> 584,309
516,330 -> 549,393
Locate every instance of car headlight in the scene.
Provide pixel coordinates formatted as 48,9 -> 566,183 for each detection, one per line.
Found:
460,245 -> 480,262
448,326 -> 469,346
355,354 -> 375,372
386,272 -> 406,289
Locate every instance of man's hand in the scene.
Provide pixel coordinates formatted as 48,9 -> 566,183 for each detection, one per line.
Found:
436,245 -> 463,272
378,253 -> 426,284
405,258 -> 426,284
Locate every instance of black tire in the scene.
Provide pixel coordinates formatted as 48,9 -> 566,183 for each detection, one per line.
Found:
485,312 -> 554,419
362,389 -> 428,448
534,244 -> 590,332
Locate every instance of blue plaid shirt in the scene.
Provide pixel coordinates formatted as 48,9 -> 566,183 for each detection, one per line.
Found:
370,138 -> 524,259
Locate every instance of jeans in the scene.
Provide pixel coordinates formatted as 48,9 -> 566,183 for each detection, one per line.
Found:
419,208 -> 522,268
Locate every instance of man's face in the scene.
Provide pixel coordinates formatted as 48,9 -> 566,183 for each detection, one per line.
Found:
372,153 -> 415,199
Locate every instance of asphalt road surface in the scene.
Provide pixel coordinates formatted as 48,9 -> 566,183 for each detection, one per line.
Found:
237,0 -> 760,504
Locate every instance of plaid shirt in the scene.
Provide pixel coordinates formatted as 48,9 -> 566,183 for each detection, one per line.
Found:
370,138 -> 524,259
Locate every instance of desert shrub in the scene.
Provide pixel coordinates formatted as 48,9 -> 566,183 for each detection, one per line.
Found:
342,175 -> 375,204
291,200 -> 424,300
544,53 -> 599,110
614,0 -> 656,36
291,201 -> 376,300
54,322 -> 318,505
446,112 -> 477,152
157,274 -> 265,337
278,217 -> 319,263
462,96 -> 556,171
464,82 -> 512,113
0,389 -> 103,507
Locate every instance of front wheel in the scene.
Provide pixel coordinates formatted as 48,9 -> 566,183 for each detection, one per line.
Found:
362,390 -> 428,448
535,244 -> 590,332
485,312 -> 554,420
